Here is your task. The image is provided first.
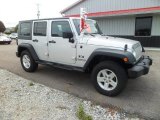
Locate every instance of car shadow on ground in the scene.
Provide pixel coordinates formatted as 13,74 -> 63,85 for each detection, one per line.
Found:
33,65 -> 157,102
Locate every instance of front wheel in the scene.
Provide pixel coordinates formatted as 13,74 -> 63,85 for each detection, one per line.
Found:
91,61 -> 127,96
20,50 -> 38,72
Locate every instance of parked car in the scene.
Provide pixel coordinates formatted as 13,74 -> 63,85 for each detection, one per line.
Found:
9,33 -> 18,39
0,34 -> 12,44
16,17 -> 152,96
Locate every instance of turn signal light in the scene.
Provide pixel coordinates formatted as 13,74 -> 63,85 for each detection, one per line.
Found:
123,57 -> 128,62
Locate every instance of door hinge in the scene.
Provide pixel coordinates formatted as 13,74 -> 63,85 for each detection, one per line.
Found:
45,52 -> 49,56
72,57 -> 76,60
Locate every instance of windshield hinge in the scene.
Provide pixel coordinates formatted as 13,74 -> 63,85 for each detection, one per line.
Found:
124,44 -> 128,51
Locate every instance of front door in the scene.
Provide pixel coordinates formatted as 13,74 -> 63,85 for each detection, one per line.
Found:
48,20 -> 76,64
32,21 -> 48,61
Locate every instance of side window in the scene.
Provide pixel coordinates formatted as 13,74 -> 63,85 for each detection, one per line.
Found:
135,17 -> 152,36
20,22 -> 31,36
34,22 -> 47,36
51,21 -> 72,37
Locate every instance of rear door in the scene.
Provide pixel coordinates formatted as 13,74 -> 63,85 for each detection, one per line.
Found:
32,21 -> 49,61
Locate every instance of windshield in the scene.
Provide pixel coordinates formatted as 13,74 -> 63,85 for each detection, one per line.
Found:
73,19 -> 102,35
11,33 -> 17,36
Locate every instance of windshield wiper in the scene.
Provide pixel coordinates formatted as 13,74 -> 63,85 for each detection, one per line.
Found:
84,33 -> 100,37
84,33 -> 95,37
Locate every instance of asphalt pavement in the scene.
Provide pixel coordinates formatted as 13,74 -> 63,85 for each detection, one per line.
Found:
0,41 -> 160,119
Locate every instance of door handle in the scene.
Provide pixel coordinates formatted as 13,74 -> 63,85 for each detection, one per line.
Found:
32,39 -> 39,42
49,40 -> 56,43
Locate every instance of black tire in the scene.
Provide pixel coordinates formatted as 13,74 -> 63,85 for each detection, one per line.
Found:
20,50 -> 38,72
16,39 -> 18,45
91,61 -> 127,96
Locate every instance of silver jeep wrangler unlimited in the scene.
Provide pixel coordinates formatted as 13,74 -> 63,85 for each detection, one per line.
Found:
16,17 -> 152,96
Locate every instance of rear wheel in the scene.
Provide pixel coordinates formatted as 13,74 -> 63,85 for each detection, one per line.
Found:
91,61 -> 127,96
20,50 -> 38,72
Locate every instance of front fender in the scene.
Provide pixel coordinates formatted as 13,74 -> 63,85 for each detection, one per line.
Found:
83,48 -> 136,70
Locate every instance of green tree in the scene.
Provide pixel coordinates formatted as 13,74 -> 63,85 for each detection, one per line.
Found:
14,24 -> 18,33
0,21 -> 6,33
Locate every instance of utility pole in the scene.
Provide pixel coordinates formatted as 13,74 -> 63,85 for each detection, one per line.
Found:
37,4 -> 40,19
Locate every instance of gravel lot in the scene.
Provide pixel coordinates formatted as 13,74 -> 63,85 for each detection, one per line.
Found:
0,69 -> 142,120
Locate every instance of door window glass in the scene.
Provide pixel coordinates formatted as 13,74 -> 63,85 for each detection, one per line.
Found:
51,21 -> 72,37
34,22 -> 47,36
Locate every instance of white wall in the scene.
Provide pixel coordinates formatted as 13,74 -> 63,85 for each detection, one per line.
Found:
95,15 -> 160,36
96,16 -> 135,36
152,15 -> 160,36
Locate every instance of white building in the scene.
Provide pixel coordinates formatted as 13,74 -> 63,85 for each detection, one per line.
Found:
61,0 -> 160,47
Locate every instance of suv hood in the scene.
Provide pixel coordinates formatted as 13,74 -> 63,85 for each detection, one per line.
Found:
83,35 -> 139,51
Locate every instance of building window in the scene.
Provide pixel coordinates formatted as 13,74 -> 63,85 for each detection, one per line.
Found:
20,22 -> 31,36
51,21 -> 72,37
135,17 -> 152,36
33,22 -> 47,36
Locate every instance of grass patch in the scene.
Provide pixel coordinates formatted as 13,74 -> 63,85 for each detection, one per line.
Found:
76,104 -> 93,120
29,82 -> 34,86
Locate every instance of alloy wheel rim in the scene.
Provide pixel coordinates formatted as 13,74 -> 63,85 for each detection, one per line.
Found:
97,69 -> 118,91
22,55 -> 31,69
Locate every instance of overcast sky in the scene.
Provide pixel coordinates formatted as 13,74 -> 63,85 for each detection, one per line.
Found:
0,0 -> 78,27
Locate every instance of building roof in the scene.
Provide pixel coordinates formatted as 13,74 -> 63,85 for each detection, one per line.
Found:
61,0 -> 160,18
65,6 -> 160,18
61,0 -> 86,13
19,17 -> 69,22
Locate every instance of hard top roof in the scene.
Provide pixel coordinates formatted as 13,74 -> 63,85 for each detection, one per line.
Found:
19,17 -> 70,23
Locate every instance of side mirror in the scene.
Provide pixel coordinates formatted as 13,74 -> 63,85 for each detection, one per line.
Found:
62,32 -> 73,39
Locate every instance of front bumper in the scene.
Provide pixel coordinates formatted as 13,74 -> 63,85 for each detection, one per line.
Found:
0,41 -> 11,44
128,56 -> 152,78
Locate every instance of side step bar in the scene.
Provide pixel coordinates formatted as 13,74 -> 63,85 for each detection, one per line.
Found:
36,60 -> 84,72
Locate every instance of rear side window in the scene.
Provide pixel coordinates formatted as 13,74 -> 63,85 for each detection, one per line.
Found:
18,22 -> 32,40
51,21 -> 72,37
20,22 -> 31,36
33,22 -> 47,36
